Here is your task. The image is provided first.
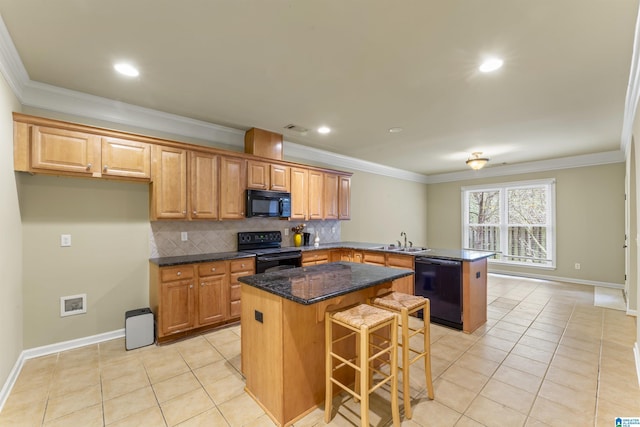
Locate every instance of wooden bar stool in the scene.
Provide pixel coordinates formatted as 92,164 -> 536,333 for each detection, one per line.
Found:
370,291 -> 434,419
325,303 -> 400,427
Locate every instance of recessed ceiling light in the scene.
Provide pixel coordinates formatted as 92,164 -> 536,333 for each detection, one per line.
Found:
114,63 -> 139,77
388,127 -> 403,133
479,58 -> 503,73
317,126 -> 331,134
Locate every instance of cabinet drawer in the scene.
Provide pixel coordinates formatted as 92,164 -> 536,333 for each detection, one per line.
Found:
230,258 -> 254,273
386,254 -> 414,269
230,284 -> 241,301
161,265 -> 194,282
198,261 -> 227,277
363,251 -> 385,265
302,250 -> 329,263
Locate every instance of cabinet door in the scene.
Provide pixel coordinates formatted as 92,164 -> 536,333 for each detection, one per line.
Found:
101,137 -> 150,179
198,273 -> 226,326
160,279 -> 195,336
338,176 -> 351,220
290,167 -> 308,220
151,145 -> 187,220
302,250 -> 329,266
270,164 -> 290,192
220,156 -> 247,219
31,126 -> 99,175
190,152 -> 219,220
247,160 -> 269,190
353,251 -> 364,263
308,169 -> 324,220
362,251 -> 385,266
386,254 -> 415,294
324,173 -> 339,219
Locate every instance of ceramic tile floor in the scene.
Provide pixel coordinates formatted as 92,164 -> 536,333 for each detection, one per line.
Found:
1,274 -> 638,427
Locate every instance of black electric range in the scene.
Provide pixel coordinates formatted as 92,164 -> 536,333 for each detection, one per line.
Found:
237,231 -> 302,273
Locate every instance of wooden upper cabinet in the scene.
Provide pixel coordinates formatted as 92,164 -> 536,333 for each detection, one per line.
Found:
270,164 -> 290,192
101,137 -> 151,179
189,152 -> 219,220
151,145 -> 188,220
220,156 -> 246,219
247,160 -> 290,192
324,173 -> 339,220
290,167 -> 308,220
338,175 -> 351,220
247,160 -> 269,190
31,126 -> 99,175
308,169 -> 324,220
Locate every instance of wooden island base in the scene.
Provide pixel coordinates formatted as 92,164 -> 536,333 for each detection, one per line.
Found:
240,281 -> 395,427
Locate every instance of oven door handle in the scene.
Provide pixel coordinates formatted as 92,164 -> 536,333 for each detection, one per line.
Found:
258,254 -> 301,262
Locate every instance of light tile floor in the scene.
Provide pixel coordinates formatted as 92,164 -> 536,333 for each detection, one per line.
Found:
0,274 -> 638,427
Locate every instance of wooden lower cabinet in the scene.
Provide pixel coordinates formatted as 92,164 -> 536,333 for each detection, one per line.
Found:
301,250 -> 330,266
386,253 -> 415,294
229,258 -> 255,319
150,257 -> 254,342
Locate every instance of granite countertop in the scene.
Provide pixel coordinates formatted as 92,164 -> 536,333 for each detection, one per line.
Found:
238,261 -> 414,305
149,251 -> 255,267
293,242 -> 494,262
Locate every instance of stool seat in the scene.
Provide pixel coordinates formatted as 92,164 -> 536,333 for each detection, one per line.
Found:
332,303 -> 397,329
372,292 -> 426,312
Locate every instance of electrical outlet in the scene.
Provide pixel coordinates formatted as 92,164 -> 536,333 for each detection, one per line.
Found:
284,228 -> 289,236
181,232 -> 188,242
60,234 -> 71,247
574,263 -> 581,270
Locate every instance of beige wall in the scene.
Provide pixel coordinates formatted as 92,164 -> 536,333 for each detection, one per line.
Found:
19,175 -> 150,347
339,170 -> 428,247
427,164 -> 626,285
0,75 -> 23,388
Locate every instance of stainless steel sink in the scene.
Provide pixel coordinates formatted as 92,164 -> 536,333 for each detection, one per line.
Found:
370,246 -> 430,253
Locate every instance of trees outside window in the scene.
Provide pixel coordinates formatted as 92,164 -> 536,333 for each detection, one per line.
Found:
463,179 -> 555,267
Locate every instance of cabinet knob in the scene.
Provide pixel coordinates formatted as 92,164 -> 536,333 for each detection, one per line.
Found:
182,211 -> 186,214
201,283 -> 205,286
211,267 -> 216,271
103,165 -> 108,172
190,284 -> 193,288
86,163 -> 92,171
241,263 -> 245,268
177,271 -> 182,276
193,211 -> 197,215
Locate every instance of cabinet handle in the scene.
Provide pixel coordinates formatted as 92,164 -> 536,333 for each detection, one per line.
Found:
86,163 -> 92,171
177,271 -> 182,276
103,165 -> 108,172
182,210 -> 186,214
201,283 -> 205,286
241,264 -> 245,268
190,284 -> 193,288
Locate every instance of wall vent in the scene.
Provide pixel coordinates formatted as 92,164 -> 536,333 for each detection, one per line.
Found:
283,124 -> 309,135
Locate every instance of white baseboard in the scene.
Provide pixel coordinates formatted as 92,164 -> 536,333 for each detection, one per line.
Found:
488,270 -> 624,289
635,342 -> 640,388
0,329 -> 124,412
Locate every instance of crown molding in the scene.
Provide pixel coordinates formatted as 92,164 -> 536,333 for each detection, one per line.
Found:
0,13 -> 627,185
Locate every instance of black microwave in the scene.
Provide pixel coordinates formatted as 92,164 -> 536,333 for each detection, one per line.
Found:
245,189 -> 291,218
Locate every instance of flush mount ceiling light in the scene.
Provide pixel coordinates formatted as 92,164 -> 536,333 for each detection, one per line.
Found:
479,58 -> 504,73
466,152 -> 490,170
317,126 -> 331,134
388,127 -> 403,133
114,63 -> 139,77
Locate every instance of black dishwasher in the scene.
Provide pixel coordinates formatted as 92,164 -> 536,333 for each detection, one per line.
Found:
414,257 -> 462,330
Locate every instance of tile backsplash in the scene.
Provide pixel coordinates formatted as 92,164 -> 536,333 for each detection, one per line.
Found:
150,219 -> 341,258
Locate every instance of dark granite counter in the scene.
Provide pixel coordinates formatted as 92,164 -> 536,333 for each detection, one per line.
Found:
293,242 -> 494,262
149,251 -> 255,267
238,261 -> 413,305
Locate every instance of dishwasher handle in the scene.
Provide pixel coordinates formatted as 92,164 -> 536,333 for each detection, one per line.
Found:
415,257 -> 461,267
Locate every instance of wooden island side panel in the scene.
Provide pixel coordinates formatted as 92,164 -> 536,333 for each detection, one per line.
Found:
462,258 -> 488,334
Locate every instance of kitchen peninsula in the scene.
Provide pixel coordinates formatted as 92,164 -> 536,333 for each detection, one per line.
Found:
239,262 -> 413,427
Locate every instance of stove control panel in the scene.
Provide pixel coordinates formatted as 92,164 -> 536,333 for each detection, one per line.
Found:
238,231 -> 282,247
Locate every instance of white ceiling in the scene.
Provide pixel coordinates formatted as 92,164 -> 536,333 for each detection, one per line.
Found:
0,0 -> 637,176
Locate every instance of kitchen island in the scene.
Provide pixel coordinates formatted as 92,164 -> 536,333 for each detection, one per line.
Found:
239,262 -> 414,427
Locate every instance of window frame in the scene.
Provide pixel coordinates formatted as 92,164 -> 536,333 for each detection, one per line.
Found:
461,178 -> 556,269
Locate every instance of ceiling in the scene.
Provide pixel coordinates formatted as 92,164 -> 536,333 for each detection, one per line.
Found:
0,0 -> 638,176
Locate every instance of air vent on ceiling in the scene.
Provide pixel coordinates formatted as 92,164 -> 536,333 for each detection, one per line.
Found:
283,124 -> 309,135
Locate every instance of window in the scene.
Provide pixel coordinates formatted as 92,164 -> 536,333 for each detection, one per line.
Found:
462,179 -> 555,268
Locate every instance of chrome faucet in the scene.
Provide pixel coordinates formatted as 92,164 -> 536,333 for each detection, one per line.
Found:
400,231 -> 407,249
